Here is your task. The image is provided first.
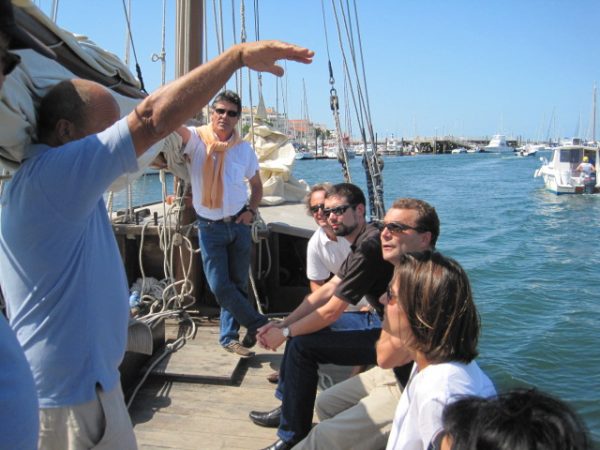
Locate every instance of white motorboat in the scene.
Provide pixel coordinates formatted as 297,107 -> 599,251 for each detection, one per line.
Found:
485,135 -> 515,153
294,150 -> 316,160
451,147 -> 467,154
534,141 -> 599,194
516,143 -> 545,157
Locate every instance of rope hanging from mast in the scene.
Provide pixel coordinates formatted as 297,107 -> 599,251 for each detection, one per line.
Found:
328,0 -> 385,219
120,0 -> 147,94
320,0 -> 352,183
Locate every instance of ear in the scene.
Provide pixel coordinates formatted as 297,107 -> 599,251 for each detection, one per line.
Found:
355,203 -> 366,217
55,119 -> 75,144
422,231 -> 432,248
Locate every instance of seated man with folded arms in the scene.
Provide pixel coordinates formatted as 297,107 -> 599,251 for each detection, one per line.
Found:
267,183 -> 353,383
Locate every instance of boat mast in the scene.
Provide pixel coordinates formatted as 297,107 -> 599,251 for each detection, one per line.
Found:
592,83 -> 597,143
151,0 -> 168,86
123,0 -> 132,66
175,0 -> 203,122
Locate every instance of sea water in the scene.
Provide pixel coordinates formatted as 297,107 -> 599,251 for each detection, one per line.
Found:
114,152 -> 600,440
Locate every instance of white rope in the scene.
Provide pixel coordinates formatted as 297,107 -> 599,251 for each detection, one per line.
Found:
106,191 -> 114,218
248,211 -> 271,313
317,371 -> 334,391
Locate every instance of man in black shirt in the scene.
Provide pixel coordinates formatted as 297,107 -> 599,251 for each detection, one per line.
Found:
251,183 -> 392,449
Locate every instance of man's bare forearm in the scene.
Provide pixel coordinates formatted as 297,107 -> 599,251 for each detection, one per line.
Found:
128,46 -> 241,155
281,280 -> 337,327
128,41 -> 313,156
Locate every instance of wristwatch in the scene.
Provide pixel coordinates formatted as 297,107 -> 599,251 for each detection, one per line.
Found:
282,326 -> 291,339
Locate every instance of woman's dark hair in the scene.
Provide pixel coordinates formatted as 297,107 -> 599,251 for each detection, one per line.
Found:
441,388 -> 591,450
394,251 -> 479,363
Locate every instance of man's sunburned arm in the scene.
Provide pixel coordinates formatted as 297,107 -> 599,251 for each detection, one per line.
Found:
280,275 -> 340,327
128,41 -> 313,156
287,295 -> 348,337
309,279 -> 326,292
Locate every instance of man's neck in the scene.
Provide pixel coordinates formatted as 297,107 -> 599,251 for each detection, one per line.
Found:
212,124 -> 233,142
347,220 -> 366,245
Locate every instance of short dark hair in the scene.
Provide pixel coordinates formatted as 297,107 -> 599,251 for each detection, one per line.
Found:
326,183 -> 366,214
304,182 -> 332,215
391,198 -> 440,248
441,388 -> 592,450
212,90 -> 242,115
393,251 -> 479,364
37,80 -> 89,143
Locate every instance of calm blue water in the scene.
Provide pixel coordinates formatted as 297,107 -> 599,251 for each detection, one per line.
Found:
118,153 -> 600,440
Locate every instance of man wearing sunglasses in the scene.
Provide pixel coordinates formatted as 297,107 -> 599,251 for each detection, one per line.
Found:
180,90 -> 268,359
252,193 -> 439,450
0,1 -> 56,449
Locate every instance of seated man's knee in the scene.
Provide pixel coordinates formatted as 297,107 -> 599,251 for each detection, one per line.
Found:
315,394 -> 334,420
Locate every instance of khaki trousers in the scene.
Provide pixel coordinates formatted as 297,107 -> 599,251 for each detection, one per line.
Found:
38,384 -> 137,450
293,366 -> 401,450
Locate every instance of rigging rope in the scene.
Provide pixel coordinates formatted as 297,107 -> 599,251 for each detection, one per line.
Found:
329,0 -> 385,219
120,0 -> 147,94
320,0 -> 352,182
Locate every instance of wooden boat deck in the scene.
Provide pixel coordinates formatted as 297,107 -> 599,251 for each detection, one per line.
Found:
129,320 -> 353,449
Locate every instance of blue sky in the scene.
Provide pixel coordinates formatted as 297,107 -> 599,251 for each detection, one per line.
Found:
35,0 -> 600,141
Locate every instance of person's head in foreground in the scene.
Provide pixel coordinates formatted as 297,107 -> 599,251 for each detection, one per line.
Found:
430,388 -> 592,450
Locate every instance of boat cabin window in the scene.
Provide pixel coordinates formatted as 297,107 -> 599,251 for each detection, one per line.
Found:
559,150 -> 582,164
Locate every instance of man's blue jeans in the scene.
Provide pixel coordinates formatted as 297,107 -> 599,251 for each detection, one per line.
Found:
274,311 -> 382,444
197,218 -> 268,346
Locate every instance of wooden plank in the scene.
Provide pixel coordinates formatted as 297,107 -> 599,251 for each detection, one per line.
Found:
130,321 -> 359,449
150,324 -> 241,384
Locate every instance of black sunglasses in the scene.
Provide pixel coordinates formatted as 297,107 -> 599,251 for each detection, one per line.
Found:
309,203 -> 325,214
375,220 -> 425,235
323,204 -> 354,217
1,50 -> 21,76
213,107 -> 239,118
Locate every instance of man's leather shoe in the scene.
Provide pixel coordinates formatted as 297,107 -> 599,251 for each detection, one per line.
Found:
249,406 -> 281,428
259,439 -> 294,450
242,331 -> 257,348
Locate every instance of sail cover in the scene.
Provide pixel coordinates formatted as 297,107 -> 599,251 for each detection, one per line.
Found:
245,122 -> 309,206
0,1 -> 161,191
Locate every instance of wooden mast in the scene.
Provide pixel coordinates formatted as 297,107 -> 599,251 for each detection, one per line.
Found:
174,0 -> 204,304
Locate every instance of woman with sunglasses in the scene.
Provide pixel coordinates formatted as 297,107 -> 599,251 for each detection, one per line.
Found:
378,251 -> 496,450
